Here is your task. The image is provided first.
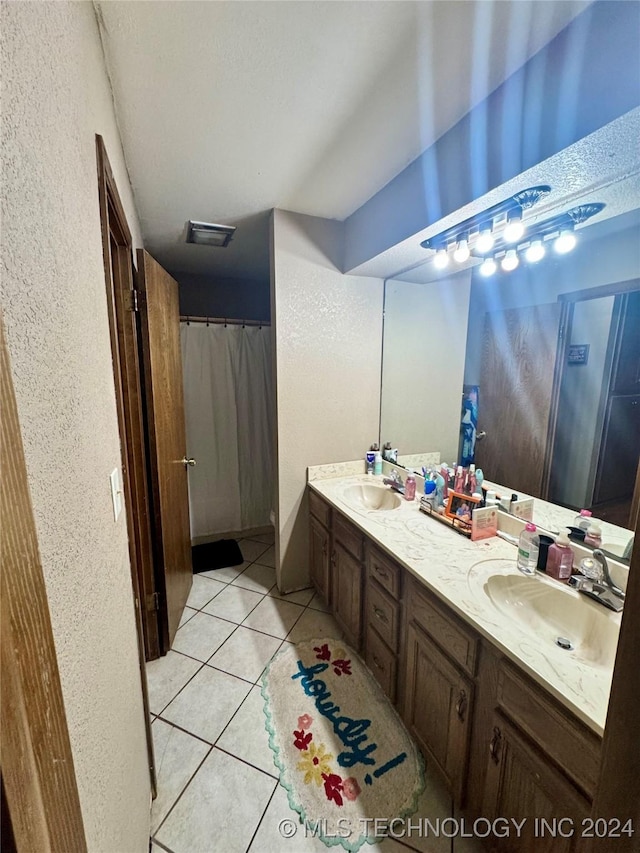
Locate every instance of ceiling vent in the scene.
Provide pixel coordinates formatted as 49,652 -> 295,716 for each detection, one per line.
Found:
186,220 -> 236,248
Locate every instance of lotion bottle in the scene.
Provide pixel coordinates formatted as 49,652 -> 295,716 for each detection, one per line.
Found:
584,524 -> 602,548
546,531 -> 574,582
374,450 -> 383,476
454,465 -> 464,492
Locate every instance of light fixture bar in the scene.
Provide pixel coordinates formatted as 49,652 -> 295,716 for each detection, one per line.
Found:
420,185 -> 550,252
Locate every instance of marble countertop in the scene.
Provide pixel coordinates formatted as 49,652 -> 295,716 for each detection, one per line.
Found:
308,472 -> 622,736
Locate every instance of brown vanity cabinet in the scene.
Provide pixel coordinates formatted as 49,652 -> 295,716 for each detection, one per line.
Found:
402,576 -> 476,802
309,491 -> 331,603
364,545 -> 403,704
475,659 -> 598,853
307,488 -> 603,853
331,514 -> 364,651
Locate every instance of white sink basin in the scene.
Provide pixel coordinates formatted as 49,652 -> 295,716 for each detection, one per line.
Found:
343,484 -> 402,511
468,561 -> 619,669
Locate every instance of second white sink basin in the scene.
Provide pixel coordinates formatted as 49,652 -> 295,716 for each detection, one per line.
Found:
343,484 -> 402,511
468,561 -> 620,670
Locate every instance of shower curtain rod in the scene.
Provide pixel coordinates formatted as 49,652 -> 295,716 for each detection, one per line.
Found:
180,315 -> 271,328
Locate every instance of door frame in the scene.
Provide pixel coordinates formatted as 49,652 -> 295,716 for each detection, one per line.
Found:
1,321 -> 87,851
96,135 -> 157,794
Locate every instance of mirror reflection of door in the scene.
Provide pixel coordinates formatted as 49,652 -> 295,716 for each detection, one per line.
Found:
550,289 -> 640,527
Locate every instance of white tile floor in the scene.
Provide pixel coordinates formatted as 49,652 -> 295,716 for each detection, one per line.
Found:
147,531 -> 483,853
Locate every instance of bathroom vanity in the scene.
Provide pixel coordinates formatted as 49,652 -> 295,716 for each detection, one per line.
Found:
307,469 -> 623,853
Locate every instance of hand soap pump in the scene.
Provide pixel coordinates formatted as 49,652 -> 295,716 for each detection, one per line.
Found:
404,469 -> 416,501
374,448 -> 383,476
546,531 -> 574,583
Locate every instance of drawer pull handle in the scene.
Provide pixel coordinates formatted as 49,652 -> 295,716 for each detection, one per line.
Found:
373,655 -> 384,671
455,689 -> 467,722
373,606 -> 388,623
330,550 -> 336,567
489,727 -> 502,764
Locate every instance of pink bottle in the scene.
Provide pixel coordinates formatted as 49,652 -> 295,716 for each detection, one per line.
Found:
454,466 -> 464,493
404,470 -> 416,501
546,531 -> 574,583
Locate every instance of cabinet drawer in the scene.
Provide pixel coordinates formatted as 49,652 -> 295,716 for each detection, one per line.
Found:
309,490 -> 331,528
365,623 -> 397,703
366,580 -> 400,652
367,545 -> 402,598
333,513 -> 363,561
407,578 -> 478,676
497,662 -> 601,797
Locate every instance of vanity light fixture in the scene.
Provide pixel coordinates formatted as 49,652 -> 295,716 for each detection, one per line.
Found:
433,248 -> 450,269
501,249 -> 519,272
479,257 -> 497,277
186,220 -> 236,247
525,239 -> 546,263
503,210 -> 525,243
554,227 -> 577,254
421,185 -> 550,268
453,238 -> 470,263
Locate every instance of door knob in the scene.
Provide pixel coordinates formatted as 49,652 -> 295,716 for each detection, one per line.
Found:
476,431 -> 487,441
182,457 -> 196,468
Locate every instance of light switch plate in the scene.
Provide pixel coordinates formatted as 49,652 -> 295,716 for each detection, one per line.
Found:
110,467 -> 123,522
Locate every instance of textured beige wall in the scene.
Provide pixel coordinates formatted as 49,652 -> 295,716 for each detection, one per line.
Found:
271,210 -> 384,592
1,3 -> 150,850
381,272 -> 472,465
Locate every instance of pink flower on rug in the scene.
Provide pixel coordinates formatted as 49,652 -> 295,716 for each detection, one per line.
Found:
322,772 -> 344,806
293,729 -> 312,751
297,714 -> 313,730
342,777 -> 361,801
332,658 -> 352,676
314,643 -> 331,661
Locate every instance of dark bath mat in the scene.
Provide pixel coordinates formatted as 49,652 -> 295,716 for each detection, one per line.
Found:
192,539 -> 244,574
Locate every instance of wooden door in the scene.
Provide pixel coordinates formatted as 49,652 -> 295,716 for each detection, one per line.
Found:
475,304 -> 563,498
331,541 -> 363,650
403,623 -> 473,803
483,713 -> 590,853
309,514 -> 331,602
137,250 -> 192,648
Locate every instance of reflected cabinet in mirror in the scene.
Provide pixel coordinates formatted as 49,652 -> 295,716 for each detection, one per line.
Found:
379,119 -> 639,565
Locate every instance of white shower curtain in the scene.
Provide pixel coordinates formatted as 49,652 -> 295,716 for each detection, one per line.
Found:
180,322 -> 274,539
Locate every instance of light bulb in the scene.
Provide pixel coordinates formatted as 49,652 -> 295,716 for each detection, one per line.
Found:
501,249 -> 519,272
453,239 -> 470,263
434,248 -> 449,269
554,229 -> 577,254
479,257 -> 497,277
525,240 -> 545,263
476,228 -> 494,254
504,214 -> 525,243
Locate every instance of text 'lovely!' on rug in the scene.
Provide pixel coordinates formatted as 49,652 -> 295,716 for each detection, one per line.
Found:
261,638 -> 425,851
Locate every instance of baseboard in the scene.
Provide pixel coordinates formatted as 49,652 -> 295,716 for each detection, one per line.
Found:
191,524 -> 274,547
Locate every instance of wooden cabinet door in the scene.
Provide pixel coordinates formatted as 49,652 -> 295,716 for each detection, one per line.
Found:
309,515 -> 330,602
482,713 -> 591,853
332,540 -> 363,650
403,623 -> 473,802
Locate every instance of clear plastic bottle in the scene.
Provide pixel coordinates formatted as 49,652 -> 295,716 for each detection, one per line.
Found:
404,469 -> 416,501
584,523 -> 602,548
573,509 -> 592,531
517,523 -> 540,575
546,531 -> 574,582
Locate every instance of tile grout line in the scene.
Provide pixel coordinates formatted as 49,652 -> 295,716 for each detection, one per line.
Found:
244,778 -> 281,853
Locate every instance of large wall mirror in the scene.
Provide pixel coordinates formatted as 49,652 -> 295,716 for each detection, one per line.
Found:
379,111 -> 639,565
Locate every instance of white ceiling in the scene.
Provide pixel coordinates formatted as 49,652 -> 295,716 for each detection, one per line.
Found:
97,0 -> 591,282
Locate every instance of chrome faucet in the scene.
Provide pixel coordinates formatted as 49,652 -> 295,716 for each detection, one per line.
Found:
593,549 -> 626,600
383,469 -> 404,494
577,549 -> 625,612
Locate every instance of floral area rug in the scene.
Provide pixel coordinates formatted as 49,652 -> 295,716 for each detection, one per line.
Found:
261,638 -> 424,851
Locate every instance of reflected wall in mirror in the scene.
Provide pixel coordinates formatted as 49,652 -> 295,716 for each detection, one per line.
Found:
379,129 -> 640,564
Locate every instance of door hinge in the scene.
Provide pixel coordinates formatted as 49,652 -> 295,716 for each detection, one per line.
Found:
146,592 -> 160,612
125,289 -> 143,312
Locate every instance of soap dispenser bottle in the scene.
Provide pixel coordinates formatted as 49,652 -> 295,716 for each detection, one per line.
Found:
374,449 -> 383,476
546,531 -> 574,583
